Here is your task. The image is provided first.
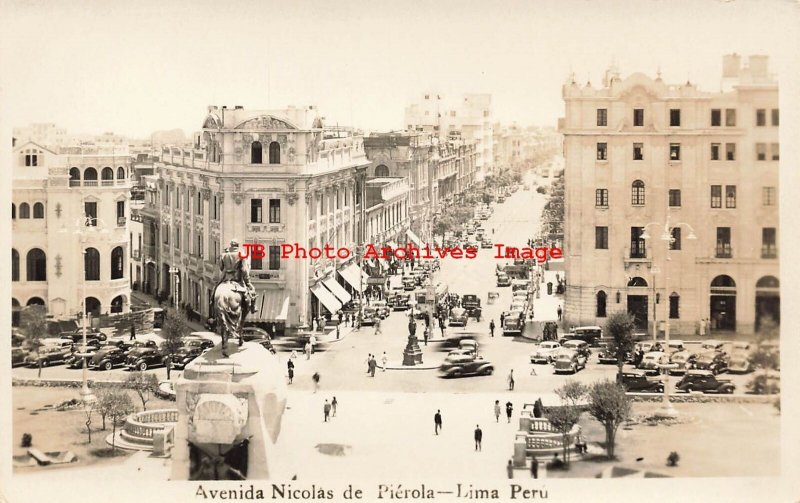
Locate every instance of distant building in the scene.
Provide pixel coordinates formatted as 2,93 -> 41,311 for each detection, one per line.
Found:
560,55 -> 779,335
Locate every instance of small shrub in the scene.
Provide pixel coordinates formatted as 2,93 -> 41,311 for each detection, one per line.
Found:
21,433 -> 32,448
667,451 -> 679,467
746,374 -> 780,395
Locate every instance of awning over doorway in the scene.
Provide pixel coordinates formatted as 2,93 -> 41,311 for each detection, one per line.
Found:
406,229 -> 424,248
256,290 -> 289,322
338,263 -> 367,293
311,284 -> 342,314
322,276 -> 352,304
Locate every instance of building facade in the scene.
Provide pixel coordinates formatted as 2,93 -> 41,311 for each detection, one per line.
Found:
12,142 -> 132,322
149,106 -> 371,330
560,55 -> 779,335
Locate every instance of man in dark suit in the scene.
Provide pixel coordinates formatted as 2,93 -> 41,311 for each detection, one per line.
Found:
474,425 -> 483,451
434,410 -> 442,435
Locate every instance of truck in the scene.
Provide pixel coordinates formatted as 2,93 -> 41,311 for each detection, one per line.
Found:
461,294 -> 482,321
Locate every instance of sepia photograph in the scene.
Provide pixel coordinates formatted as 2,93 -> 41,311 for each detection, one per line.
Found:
1,0 -> 798,502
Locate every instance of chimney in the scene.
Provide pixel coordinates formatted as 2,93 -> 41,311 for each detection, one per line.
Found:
748,55 -> 769,78
722,54 -> 741,78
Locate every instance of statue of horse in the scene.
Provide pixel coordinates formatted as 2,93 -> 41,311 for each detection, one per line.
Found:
214,281 -> 247,357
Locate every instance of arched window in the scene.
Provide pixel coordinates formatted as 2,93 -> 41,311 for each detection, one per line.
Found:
85,297 -> 101,316
19,203 -> 30,219
33,202 -> 44,219
85,248 -> 100,280
669,292 -> 680,319
711,275 -> 736,288
111,246 -> 124,279
84,167 -> 98,181
69,167 -> 81,186
269,142 -> 281,164
101,167 -> 114,182
251,141 -> 263,164
117,166 -> 125,179
596,291 -> 607,317
756,276 -> 779,289
631,180 -> 645,205
12,249 -> 19,281
26,248 -> 47,281
11,203 -> 15,219
27,297 -> 45,306
110,295 -> 125,313
375,164 -> 390,177
627,276 -> 648,287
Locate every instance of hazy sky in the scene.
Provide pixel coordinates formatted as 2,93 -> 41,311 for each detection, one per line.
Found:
0,0 -> 797,138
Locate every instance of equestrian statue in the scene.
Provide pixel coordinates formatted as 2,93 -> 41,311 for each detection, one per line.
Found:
213,239 -> 257,357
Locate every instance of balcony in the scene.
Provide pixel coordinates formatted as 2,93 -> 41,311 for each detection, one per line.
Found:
117,217 -> 126,227
715,245 -> 732,259
623,246 -> 651,269
252,270 -> 285,282
761,246 -> 777,259
131,249 -> 141,261
101,179 -> 115,187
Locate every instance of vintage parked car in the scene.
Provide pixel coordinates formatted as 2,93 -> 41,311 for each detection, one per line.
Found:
693,351 -> 729,374
728,343 -> 753,373
618,370 -> 665,393
597,342 -> 620,364
392,293 -> 411,311
568,326 -> 604,347
360,307 -> 378,326
126,346 -> 170,371
371,300 -> 391,319
553,350 -> 587,374
561,339 -> 591,359
449,307 -> 468,327
170,341 -> 210,370
438,353 -> 494,378
666,340 -> 685,354
668,350 -> 698,375
181,335 -> 215,351
402,276 -> 416,291
61,329 -> 107,342
461,294 -> 482,321
675,370 -> 735,394
700,340 -> 726,352
89,346 -> 128,370
530,341 -> 561,364
241,326 -> 271,341
457,339 -> 479,357
11,347 -> 27,367
24,345 -> 72,368
481,238 -> 493,249
496,273 -> 511,287
638,351 -> 669,374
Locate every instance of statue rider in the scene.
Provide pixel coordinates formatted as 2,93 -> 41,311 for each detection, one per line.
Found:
215,239 -> 257,315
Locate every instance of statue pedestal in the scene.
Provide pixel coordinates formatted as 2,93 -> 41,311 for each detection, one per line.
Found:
402,335 -> 424,366
171,342 -> 287,480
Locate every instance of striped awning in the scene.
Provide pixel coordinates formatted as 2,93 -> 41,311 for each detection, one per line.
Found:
311,283 -> 342,314
322,276 -> 352,304
338,263 -> 367,293
406,229 -> 424,248
256,290 -> 289,322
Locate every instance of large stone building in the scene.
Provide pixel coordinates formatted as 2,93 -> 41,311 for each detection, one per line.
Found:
12,142 -> 133,323
560,55 -> 779,335
145,106 -> 372,330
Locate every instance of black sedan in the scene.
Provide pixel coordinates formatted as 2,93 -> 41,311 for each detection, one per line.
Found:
89,347 -> 128,371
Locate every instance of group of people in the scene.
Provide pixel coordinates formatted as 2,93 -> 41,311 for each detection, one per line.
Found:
322,397 -> 338,422
365,352 -> 388,376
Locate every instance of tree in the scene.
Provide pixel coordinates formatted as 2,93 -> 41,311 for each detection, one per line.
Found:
547,381 -> 587,464
555,380 -> 588,407
126,371 -> 159,411
21,305 -> 47,378
84,401 -> 95,444
605,311 -> 637,379
162,308 -> 189,361
586,379 -> 632,459
96,387 -> 135,452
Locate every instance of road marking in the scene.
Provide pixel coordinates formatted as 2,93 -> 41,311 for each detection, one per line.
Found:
739,404 -> 753,417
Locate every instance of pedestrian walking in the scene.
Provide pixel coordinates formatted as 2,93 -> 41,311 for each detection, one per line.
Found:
494,400 -> 501,422
338,311 -> 343,325
505,401 -> 513,423
366,354 -> 372,372
288,366 -> 294,384
474,425 -> 483,451
508,369 -> 515,391
507,459 -> 514,479
381,352 -> 388,371
323,399 -> 331,422
434,410 -> 442,435
331,396 -> 338,417
557,305 -> 562,321
531,457 -> 538,479
336,324 -> 340,340
489,319 -> 495,337
305,341 -> 312,360
129,324 -> 137,341
368,356 -> 377,377
312,372 -> 320,393
500,312 -> 506,327
374,318 -> 382,335
309,334 -> 317,354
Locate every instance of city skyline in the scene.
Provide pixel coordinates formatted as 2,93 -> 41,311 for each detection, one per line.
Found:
1,0 -> 796,139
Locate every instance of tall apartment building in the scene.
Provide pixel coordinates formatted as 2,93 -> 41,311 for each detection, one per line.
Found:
146,106 -> 371,330
12,142 -> 132,323
560,55 -> 779,335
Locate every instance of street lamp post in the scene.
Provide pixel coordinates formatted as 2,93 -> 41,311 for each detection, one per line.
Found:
642,209 -> 697,419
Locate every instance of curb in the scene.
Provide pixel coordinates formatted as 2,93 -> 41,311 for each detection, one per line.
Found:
626,392 -> 779,404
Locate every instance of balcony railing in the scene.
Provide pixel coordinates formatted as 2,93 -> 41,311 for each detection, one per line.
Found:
84,180 -> 98,187
69,180 -> 81,187
253,270 -> 285,281
117,217 -> 126,227
101,179 -> 115,186
715,245 -> 732,258
761,246 -> 777,259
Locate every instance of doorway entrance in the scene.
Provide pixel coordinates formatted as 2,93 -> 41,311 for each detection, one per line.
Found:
710,275 -> 736,331
627,295 -> 649,330
755,275 -> 780,331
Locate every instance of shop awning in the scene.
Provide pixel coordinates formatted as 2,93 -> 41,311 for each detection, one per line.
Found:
256,290 -> 290,322
337,263 -> 365,292
406,229 -> 424,248
311,283 -> 342,314
322,276 -> 352,304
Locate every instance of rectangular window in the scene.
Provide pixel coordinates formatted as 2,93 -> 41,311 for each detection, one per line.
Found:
596,142 -> 607,161
269,245 -> 281,270
633,108 -> 644,126
84,202 -> 98,226
175,226 -> 181,250
756,143 -> 767,160
597,108 -> 607,126
211,196 -> 217,219
633,143 -> 643,160
670,228 -> 681,250
711,185 -> 722,208
269,199 -> 281,223
725,108 -> 736,127
250,199 -> 262,223
710,143 -> 720,160
762,186 -> 776,206
163,224 -> 170,244
336,189 -> 341,210
669,143 -> 681,161
251,254 -> 263,270
762,228 -> 777,258
116,200 -> 125,221
196,193 -> 203,215
771,143 -> 779,161
711,109 -> 721,126
756,109 -> 766,126
669,295 -> 679,319
771,108 -> 779,126
725,143 -> 736,160
668,189 -> 681,207
595,226 -> 608,249
595,189 -> 608,207
716,227 -> 732,258
725,185 -> 736,208
163,188 -> 170,207
630,227 -> 646,258
669,109 -> 681,127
